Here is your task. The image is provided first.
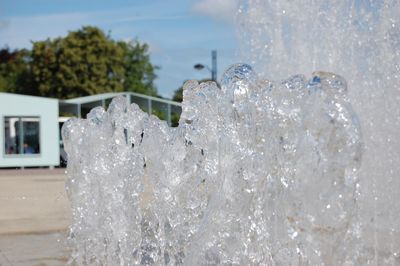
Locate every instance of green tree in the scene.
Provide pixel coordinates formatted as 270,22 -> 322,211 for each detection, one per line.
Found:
0,48 -> 31,93
0,27 -> 158,99
31,26 -> 126,99
172,87 -> 183,102
118,41 -> 158,96
28,26 -> 158,99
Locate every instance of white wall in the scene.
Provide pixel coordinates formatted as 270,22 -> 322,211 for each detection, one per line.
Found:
0,93 -> 59,167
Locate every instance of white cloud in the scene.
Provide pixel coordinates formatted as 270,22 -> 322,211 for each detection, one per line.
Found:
192,0 -> 239,23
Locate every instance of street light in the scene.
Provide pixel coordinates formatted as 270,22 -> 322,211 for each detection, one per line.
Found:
194,50 -> 217,81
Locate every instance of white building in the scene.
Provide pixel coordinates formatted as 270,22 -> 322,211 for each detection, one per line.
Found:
0,92 -> 181,168
0,93 -> 59,168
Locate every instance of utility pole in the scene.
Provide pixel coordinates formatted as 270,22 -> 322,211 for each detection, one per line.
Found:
211,50 -> 217,82
194,50 -> 218,82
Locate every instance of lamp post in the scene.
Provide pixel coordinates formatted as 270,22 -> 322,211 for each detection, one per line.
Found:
194,50 -> 217,81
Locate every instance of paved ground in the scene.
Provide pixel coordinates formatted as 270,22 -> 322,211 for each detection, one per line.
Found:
0,169 -> 70,266
0,169 -> 399,265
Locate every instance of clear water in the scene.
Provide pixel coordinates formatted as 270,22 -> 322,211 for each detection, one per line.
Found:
237,0 -> 400,264
63,0 -> 400,265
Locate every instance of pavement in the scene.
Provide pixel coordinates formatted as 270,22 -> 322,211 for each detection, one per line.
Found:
0,169 -> 71,266
0,168 -> 399,265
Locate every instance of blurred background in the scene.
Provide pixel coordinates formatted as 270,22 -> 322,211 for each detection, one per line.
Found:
0,1 -> 239,265
0,0 -> 239,99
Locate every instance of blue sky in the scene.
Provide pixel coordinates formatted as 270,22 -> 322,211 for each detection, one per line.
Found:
0,0 -> 240,98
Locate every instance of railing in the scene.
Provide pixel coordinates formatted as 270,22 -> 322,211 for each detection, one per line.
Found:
59,92 -> 182,126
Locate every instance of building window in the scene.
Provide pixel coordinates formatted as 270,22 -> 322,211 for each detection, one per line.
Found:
4,117 -> 40,155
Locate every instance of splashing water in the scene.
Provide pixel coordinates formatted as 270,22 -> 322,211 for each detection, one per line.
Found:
63,65 -> 363,264
63,0 -> 400,265
237,0 -> 400,264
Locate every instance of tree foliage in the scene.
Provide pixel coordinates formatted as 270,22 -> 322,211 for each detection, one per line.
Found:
172,86 -> 183,102
0,26 -> 158,99
118,41 -> 158,96
31,27 -> 126,99
0,48 -> 31,93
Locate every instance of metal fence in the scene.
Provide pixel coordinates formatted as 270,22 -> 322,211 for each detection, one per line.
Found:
59,92 -> 182,126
